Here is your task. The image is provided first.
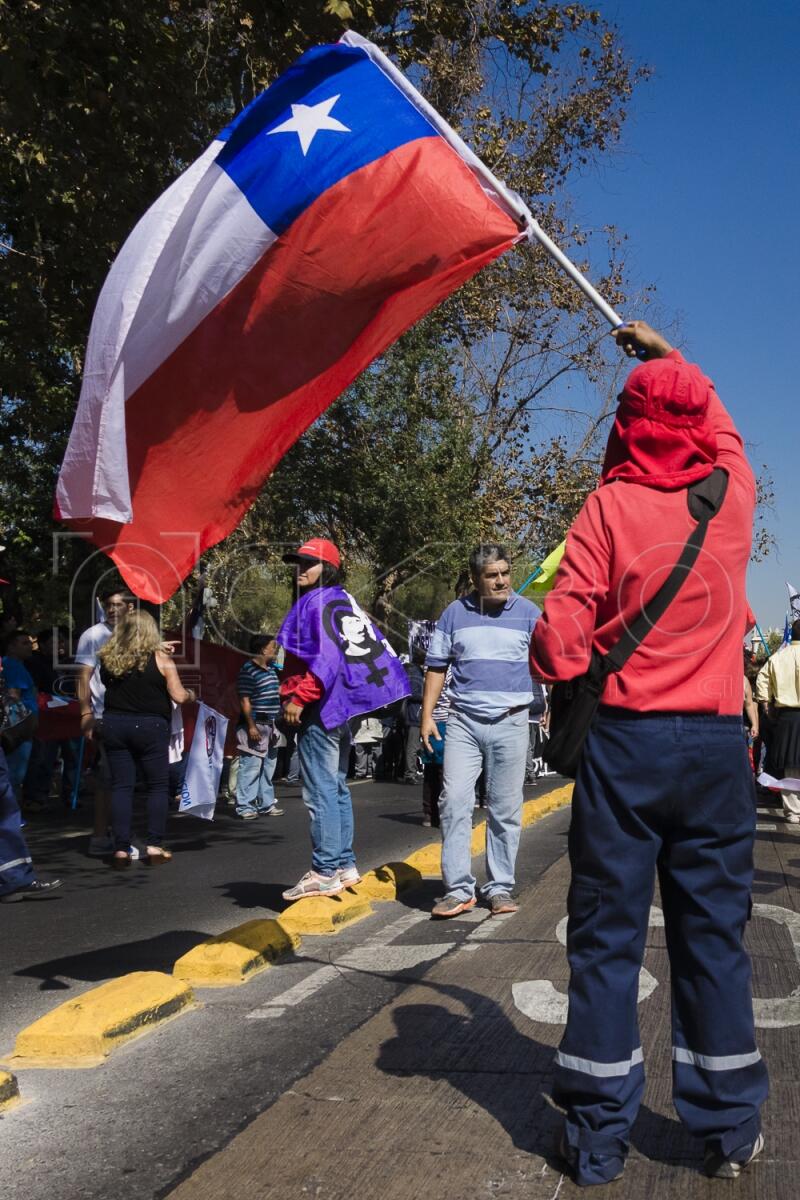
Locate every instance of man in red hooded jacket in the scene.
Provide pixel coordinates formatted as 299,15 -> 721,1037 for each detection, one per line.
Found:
531,321 -> 767,1185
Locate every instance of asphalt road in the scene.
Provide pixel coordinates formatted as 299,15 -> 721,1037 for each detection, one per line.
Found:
0,780 -> 572,1200
0,774 -> 564,1055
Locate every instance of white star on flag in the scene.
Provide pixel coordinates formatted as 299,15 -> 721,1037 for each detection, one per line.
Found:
267,94 -> 351,156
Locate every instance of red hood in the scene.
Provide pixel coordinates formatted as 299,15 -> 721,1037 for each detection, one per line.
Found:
600,350 -> 718,490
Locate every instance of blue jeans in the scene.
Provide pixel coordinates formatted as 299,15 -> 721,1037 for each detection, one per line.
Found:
439,708 -> 528,900
296,715 -> 354,876
554,709 -> 768,1185
6,739 -> 33,795
24,737 -> 80,804
236,747 -> 278,814
102,712 -> 170,851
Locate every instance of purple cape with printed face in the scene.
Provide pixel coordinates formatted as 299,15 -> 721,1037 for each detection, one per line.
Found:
277,587 -> 410,730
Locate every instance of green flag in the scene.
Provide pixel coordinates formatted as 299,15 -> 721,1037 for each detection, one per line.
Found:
521,540 -> 566,600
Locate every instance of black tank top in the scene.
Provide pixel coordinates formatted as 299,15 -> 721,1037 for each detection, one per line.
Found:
101,652 -> 171,721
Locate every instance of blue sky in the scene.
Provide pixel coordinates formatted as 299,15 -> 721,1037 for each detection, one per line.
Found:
565,0 -> 798,628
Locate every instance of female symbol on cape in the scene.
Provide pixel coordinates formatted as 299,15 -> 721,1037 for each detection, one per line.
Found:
322,594 -> 391,686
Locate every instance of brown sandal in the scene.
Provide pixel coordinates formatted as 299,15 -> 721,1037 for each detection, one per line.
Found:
111,853 -> 132,871
143,848 -> 173,865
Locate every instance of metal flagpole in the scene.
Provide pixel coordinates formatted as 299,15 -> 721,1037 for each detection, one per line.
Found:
525,218 -> 625,329
518,565 -> 544,595
754,621 -> 771,660
71,736 -> 85,810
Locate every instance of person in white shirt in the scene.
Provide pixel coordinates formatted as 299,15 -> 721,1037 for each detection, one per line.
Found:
75,589 -> 132,856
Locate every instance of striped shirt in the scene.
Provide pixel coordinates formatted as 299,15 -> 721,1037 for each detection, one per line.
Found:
426,591 -> 540,719
236,659 -> 281,718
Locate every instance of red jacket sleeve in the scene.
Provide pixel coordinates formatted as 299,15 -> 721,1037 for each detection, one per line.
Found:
704,387 -> 755,496
279,650 -> 323,705
529,491 -> 611,683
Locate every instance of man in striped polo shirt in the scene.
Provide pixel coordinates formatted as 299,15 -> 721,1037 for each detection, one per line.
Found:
421,543 -> 540,917
235,634 -> 284,820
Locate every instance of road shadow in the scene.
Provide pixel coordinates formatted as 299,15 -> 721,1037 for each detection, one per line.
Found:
215,880 -> 288,913
376,811 -> 431,827
375,978 -> 700,1174
13,929 -> 211,991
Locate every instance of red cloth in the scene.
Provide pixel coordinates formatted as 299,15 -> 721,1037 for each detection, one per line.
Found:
600,351 -> 718,489
37,695 -> 82,741
279,650 -> 323,707
530,351 -> 756,715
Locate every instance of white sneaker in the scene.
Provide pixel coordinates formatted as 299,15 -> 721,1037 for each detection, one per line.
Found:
282,870 -> 344,901
704,1132 -> 764,1178
785,813 -> 800,824
338,865 -> 362,886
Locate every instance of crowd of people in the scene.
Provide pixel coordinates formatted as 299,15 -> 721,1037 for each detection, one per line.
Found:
0,319 -> 788,1185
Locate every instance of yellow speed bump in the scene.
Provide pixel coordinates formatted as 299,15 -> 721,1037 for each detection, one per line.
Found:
279,889 -> 372,937
11,971 -> 194,1068
355,861 -> 422,901
522,783 -> 573,826
0,1070 -> 20,1111
174,919 -> 299,987
403,843 -> 441,876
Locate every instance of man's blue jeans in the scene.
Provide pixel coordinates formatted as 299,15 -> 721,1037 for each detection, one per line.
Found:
439,708 -> 528,900
236,747 -> 278,815
297,715 -> 354,876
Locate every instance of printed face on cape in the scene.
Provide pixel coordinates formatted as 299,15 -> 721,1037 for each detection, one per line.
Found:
277,587 -> 410,728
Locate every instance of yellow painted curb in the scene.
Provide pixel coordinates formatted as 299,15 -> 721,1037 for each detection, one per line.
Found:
173,919 -> 300,987
522,783 -> 573,827
278,890 -> 373,937
392,783 -> 573,882
10,971 -> 194,1067
354,860 -> 422,901
0,1069 -> 20,1111
403,843 -> 442,876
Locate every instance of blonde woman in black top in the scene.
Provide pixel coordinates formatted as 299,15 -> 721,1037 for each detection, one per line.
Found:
99,612 -> 195,867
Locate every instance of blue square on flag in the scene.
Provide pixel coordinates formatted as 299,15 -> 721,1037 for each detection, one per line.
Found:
216,45 -> 436,235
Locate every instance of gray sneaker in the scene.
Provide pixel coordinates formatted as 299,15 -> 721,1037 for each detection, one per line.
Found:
431,893 -> 477,918
489,892 -> 519,916
262,806 -> 285,816
282,870 -> 344,901
704,1132 -> 764,1178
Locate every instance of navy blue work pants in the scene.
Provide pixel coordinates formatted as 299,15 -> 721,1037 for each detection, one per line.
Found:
554,709 -> 768,1185
0,746 -> 35,895
102,712 -> 170,850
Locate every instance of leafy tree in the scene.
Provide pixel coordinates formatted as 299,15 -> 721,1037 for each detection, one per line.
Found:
1,0 -> 651,632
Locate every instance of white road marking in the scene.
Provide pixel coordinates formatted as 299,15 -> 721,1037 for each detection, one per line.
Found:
752,903 -> 800,1028
462,913 -> 505,949
757,822 -> 778,831
246,908 -> 433,1020
513,901 -> 800,1030
515,907 -> 665,1024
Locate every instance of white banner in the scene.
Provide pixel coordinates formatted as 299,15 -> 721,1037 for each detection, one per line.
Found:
178,701 -> 228,821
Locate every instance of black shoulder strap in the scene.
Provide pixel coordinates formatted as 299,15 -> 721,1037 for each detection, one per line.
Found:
603,468 -> 729,675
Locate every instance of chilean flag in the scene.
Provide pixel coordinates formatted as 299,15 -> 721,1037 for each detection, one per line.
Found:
56,33 -> 529,602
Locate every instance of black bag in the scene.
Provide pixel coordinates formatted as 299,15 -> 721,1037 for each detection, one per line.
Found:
543,468 -> 729,778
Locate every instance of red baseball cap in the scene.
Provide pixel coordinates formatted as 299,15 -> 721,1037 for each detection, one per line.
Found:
282,537 -> 341,569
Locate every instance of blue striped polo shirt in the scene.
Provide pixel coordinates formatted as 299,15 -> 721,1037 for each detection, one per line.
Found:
426,591 -> 540,719
236,659 -> 281,718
